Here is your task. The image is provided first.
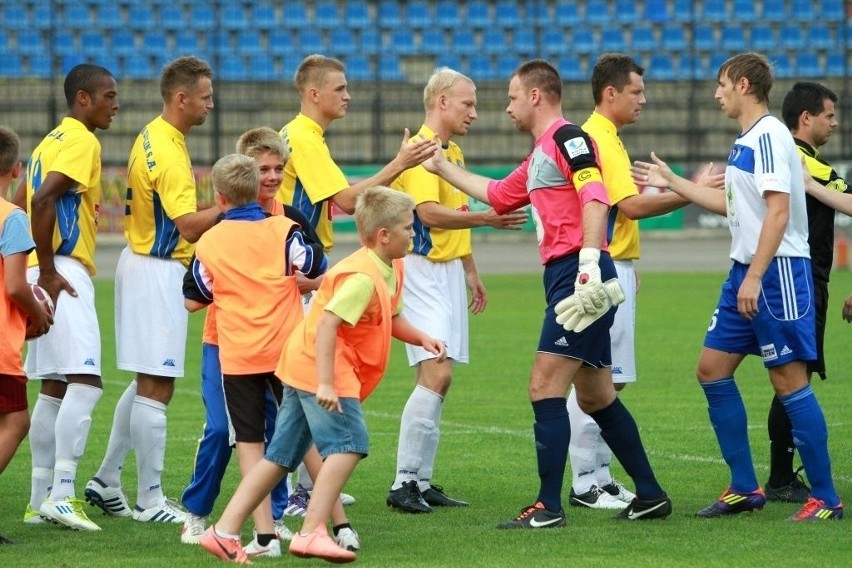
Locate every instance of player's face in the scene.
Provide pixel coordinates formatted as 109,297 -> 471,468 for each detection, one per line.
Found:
384,210 -> 414,259
184,77 -> 214,126
255,151 -> 285,203
85,75 -> 119,131
443,81 -> 478,137
809,98 -> 837,148
714,73 -> 740,119
612,72 -> 645,127
505,76 -> 532,133
315,71 -> 350,120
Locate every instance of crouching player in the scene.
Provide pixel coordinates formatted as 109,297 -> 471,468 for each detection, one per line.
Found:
200,186 -> 446,564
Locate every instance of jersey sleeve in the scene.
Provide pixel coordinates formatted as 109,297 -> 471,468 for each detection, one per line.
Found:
0,209 -> 35,257
325,273 -> 375,326
487,159 -> 532,214
283,204 -> 323,247
290,136 -> 349,204
156,161 -> 198,220
397,165 -> 441,205
286,227 -> 328,278
50,134 -> 99,191
552,124 -> 609,206
186,254 -> 213,303
754,130 -> 792,196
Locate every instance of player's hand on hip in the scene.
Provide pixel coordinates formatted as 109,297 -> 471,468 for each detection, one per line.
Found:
843,293 -> 852,323
38,271 -> 77,307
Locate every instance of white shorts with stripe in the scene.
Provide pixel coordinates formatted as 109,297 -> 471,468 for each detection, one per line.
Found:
402,254 -> 469,366
611,259 -> 637,384
25,256 -> 101,380
115,247 -> 188,378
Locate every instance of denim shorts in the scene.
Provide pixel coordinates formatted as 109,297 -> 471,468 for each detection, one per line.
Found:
264,385 -> 370,469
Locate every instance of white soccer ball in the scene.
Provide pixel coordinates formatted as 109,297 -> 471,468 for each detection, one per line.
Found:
30,283 -> 55,317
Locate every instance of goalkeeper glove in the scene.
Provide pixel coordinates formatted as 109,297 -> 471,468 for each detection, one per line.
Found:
555,279 -> 625,332
572,248 -> 608,313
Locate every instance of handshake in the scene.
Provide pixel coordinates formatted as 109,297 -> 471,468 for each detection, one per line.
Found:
555,248 -> 625,333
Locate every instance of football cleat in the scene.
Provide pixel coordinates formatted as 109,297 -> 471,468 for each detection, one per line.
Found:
333,526 -> 361,552
386,480 -> 432,514
788,497 -> 844,521
497,502 -> 566,529
290,529 -> 356,563
615,493 -> 673,520
569,485 -> 628,510
131,498 -> 186,523
40,497 -> 102,531
84,477 -> 132,517
273,518 -> 294,541
181,513 -> 208,544
600,479 -> 636,503
200,527 -> 251,564
421,484 -> 469,507
766,467 -> 811,504
24,504 -> 49,525
696,488 -> 765,518
244,533 -> 281,558
283,484 -> 309,517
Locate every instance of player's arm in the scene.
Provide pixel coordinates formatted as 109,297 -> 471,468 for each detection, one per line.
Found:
5,251 -> 52,337
30,172 -> 79,302
632,152 -> 727,215
331,129 -> 439,213
415,200 -> 527,230
615,191 -> 691,220
461,254 -> 487,314
421,149 -> 493,204
184,254 -> 212,312
315,310 -> 344,412
738,190 -> 789,320
391,313 -> 447,362
172,206 -> 220,244
804,175 -> 852,215
286,227 -> 328,279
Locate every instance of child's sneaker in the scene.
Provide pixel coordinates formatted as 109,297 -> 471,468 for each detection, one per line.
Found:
334,526 -> 361,551
290,529 -> 356,563
788,497 -> 844,521
283,484 -> 309,517
273,518 -> 293,541
200,526 -> 251,564
181,513 -> 207,544
243,533 -> 281,558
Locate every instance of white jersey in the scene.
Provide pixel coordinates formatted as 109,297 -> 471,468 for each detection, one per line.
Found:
725,115 -> 809,264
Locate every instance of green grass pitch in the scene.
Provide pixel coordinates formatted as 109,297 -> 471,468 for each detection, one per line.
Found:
1,271 -> 850,567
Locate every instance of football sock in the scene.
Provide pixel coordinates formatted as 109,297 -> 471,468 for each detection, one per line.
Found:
96,380 -> 137,487
50,383 -> 102,500
767,394 -> 796,487
532,397 -> 570,512
416,387 -> 443,493
590,398 -> 664,500
779,385 -> 840,507
296,462 -> 313,491
567,387 -> 600,494
215,526 -> 240,540
131,396 -> 167,509
29,394 -> 61,509
700,377 -> 758,493
332,523 -> 351,536
595,441 -> 615,488
256,533 -> 275,547
392,385 -> 440,491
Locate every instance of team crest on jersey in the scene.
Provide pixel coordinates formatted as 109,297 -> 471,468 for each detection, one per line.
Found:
563,137 -> 590,159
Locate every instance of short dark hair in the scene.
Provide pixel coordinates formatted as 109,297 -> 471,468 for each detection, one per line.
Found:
591,53 -> 644,105
717,52 -> 773,104
160,56 -> 213,101
781,81 -> 838,131
63,64 -> 113,108
513,59 -> 562,103
0,126 -> 20,174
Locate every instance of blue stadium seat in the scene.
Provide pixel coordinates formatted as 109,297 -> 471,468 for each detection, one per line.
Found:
643,0 -> 669,22
251,3 -> 278,31
175,30 -> 199,56
1,54 -> 24,78
554,1 -> 581,26
111,30 -> 136,57
825,50 -> 846,76
360,29 -> 381,55
513,29 -> 537,56
250,54 -> 278,81
123,54 -> 153,79
221,5 -> 249,31
81,31 -> 107,58
769,54 -> 793,78
528,1 -> 551,26
281,54 -> 301,78
585,0 -> 611,25
377,1 -> 402,29
708,54 -> 729,74
779,24 -> 805,50
558,56 -> 586,81
32,4 -> 53,31
721,26 -> 746,51
661,26 -> 686,52
572,29 -> 596,54
2,5 -> 28,29
282,3 -> 310,29
730,0 -> 758,22
52,31 -> 76,57
761,0 -> 787,22
482,29 -> 504,55
614,0 -> 638,24
435,1 -> 461,28
465,1 -> 490,29
436,53 -> 463,74
0,31 -> 8,53
96,4 -> 123,30
601,28 -> 626,53
314,1 -> 341,30
496,55 -> 520,78
790,0 -> 816,21
328,28 -> 357,57
159,5 -> 185,32
819,0 -> 846,21
649,54 -> 676,80
236,31 -> 262,56
61,54 -> 86,74
345,55 -> 372,81
701,0 -> 727,22
344,1 -> 371,30
219,55 -> 249,81
63,7 -> 92,30
268,30 -> 294,56
542,30 -> 567,57
468,56 -> 495,81
17,31 -> 46,56
672,0 -> 694,22
127,6 -> 156,31
806,23 -> 833,50
451,30 -> 477,56
631,26 -> 656,52
298,28 -> 325,56
188,5 -> 216,31
750,24 -> 775,51
29,54 -> 54,78
387,30 -> 417,55
141,31 -> 169,58
694,25 -> 715,52
378,55 -> 404,81
495,1 -> 522,29
421,29 -> 445,55
209,31 -> 231,55
678,55 -> 706,80
406,1 -> 433,29
93,55 -> 120,76
795,53 -> 821,77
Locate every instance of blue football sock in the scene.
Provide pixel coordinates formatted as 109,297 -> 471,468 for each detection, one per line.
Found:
532,398 -> 570,513
778,385 -> 840,507
590,398 -> 664,501
701,377 -> 758,493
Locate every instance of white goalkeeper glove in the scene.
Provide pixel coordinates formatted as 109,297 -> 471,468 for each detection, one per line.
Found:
572,248 -> 608,313
554,248 -> 626,333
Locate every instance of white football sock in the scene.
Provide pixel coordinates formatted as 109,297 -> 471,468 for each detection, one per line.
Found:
50,383 -> 102,500
393,385 -> 441,491
594,440 -> 615,487
567,386 -> 601,494
296,462 -> 313,491
29,394 -> 61,508
131,395 -> 167,509
96,381 -> 137,487
417,389 -> 444,493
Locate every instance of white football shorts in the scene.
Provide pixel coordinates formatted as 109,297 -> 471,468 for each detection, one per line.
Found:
611,259 -> 637,384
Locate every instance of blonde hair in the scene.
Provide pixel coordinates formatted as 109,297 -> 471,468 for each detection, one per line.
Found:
423,67 -> 474,111
235,127 -> 289,161
294,54 -> 345,96
211,154 -> 259,207
354,186 -> 414,243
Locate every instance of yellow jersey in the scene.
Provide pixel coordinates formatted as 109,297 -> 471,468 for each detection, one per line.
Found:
26,116 -> 102,275
125,116 -> 198,266
392,125 -> 471,262
582,111 -> 640,260
277,113 -> 348,252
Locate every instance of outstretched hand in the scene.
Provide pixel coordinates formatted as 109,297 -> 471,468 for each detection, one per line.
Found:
482,208 -> 527,230
396,129 -> 439,170
632,152 -> 674,190
694,162 -> 725,191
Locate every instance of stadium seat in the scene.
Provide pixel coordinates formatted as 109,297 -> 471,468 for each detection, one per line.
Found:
52,31 -> 76,57
795,53 -> 821,78
435,1 -> 461,28
61,54 -> 86,74
528,1 -> 551,26
468,56 -> 496,81
188,5 -> 216,31
377,1 -> 402,29
29,54 -> 54,78
406,1 -> 433,29
779,24 -> 805,50
251,3 -> 278,31
730,0 -> 758,22
513,29 -> 537,56
661,26 -> 686,52
572,29 -> 596,55
345,55 -> 372,81
558,57 -> 586,81
1,54 -> 24,78
451,30 -> 477,56
282,3 -> 310,29
360,29 -> 382,55
542,30 -> 567,57
708,54 -> 728,74
750,24 -> 775,51
761,0 -> 787,22
721,26 -> 746,52
614,0 -> 638,24
268,30 -> 294,56
643,0 -> 669,23
94,55 -> 120,76
825,50 -> 846,76
601,28 -> 626,53
631,26 -> 656,52
482,29 -> 504,55
16,30 -> 46,56
141,31 -> 169,58
693,25 -> 715,52
436,53 -> 464,74
175,30 -> 200,56
465,1 -> 490,29
236,31 -> 263,56
769,54 -> 793,78
648,54 -> 675,80
554,1 -> 581,26
819,0 -> 846,21
496,55 -> 521,78
127,6 -> 156,31
95,4 -> 123,30
111,30 -> 136,58
328,29 -> 357,57
789,0 -> 816,21
63,6 -> 92,30
209,31 -> 231,56
250,54 -> 278,82
585,0 -> 611,25
805,23 -> 833,50
495,1 -> 522,29
701,0 -> 727,22
221,5 -> 249,31
378,55 -> 404,81
81,31 -> 107,58
672,0 -> 695,22
314,1 -> 341,30
32,4 -> 53,31
0,30 -> 8,53
344,1 -> 371,30
388,30 -> 417,55
219,55 -> 249,81
2,5 -> 28,29
281,54 -> 302,78
158,5 -> 185,31
298,28 -> 325,56
421,29 -> 445,55
678,55 -> 706,80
